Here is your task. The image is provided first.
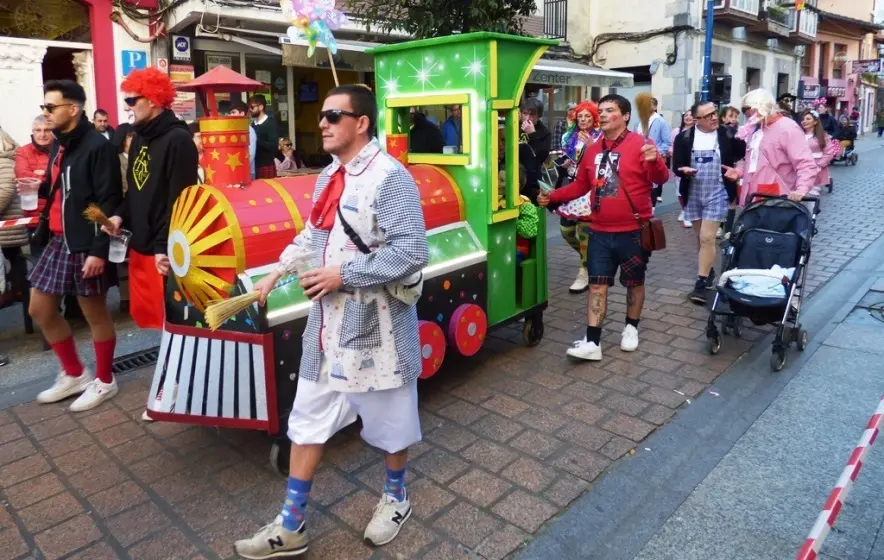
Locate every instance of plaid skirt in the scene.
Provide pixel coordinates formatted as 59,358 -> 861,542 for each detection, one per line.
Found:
256,164 -> 277,179
28,235 -> 115,297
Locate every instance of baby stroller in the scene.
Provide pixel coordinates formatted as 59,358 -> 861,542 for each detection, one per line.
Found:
706,193 -> 820,371
832,127 -> 858,166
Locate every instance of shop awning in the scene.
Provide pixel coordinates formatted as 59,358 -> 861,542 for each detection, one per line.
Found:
529,59 -> 633,88
278,36 -> 634,88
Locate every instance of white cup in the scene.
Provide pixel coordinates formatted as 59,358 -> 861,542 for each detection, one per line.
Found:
443,145 -> 457,155
17,178 -> 41,211
108,229 -> 132,264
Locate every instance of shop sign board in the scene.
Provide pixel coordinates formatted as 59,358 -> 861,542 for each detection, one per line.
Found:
851,59 -> 880,74
207,54 -> 233,70
172,35 -> 191,63
169,64 -> 196,121
121,50 -> 148,77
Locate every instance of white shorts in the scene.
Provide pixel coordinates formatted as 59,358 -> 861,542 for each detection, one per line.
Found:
287,363 -> 421,454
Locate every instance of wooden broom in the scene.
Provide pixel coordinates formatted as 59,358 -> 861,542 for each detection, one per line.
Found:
635,92 -> 655,142
204,292 -> 262,331
82,203 -> 117,232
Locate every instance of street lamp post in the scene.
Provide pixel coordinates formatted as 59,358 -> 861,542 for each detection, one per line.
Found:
701,0 -> 716,101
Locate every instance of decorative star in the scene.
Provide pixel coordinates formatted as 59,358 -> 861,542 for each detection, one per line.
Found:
381,71 -> 399,95
210,149 -> 220,160
408,59 -> 438,92
205,165 -> 216,183
226,152 -> 243,171
389,138 -> 398,148
463,46 -> 486,84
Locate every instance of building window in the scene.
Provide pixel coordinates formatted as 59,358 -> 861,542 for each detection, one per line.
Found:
833,43 -> 847,79
817,43 -> 827,81
711,62 -> 725,75
746,67 -> 761,94
543,0 -> 568,40
801,46 -> 812,77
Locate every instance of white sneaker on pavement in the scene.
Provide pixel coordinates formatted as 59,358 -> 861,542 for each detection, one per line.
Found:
569,267 -> 589,294
677,210 -> 685,222
36,370 -> 91,404
364,490 -> 412,546
566,338 -> 603,361
621,325 -> 639,352
69,378 -> 118,412
234,516 -> 308,559
683,220 -> 693,228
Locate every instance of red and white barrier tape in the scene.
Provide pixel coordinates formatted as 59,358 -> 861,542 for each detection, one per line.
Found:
797,394 -> 884,560
0,217 -> 38,229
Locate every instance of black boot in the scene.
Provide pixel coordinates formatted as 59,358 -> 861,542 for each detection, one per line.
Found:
706,267 -> 716,289
690,277 -> 707,305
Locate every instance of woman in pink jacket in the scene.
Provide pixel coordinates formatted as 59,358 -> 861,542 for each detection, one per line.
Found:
724,89 -> 818,205
799,110 -> 839,195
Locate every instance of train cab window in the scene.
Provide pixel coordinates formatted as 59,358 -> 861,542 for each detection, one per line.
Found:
385,96 -> 471,165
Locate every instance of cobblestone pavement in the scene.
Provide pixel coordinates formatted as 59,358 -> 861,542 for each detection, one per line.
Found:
2,142 -> 883,560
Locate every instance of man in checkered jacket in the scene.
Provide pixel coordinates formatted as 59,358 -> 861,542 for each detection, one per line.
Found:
235,85 -> 428,558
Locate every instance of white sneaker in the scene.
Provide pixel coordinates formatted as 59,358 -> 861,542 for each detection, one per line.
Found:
566,338 -> 603,361
683,220 -> 693,228
141,382 -> 178,422
677,210 -> 685,222
234,516 -> 308,559
621,325 -> 639,352
716,227 -> 723,239
69,378 -> 118,412
36,370 -> 91,404
364,490 -> 412,546
569,267 -> 589,294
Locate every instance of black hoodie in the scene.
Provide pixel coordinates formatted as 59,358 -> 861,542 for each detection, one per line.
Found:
41,114 -> 122,258
118,109 -> 198,255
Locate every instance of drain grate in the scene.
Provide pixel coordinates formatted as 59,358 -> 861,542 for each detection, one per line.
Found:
112,346 -> 161,375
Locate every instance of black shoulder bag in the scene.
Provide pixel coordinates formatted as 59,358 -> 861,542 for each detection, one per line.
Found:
30,177 -> 61,250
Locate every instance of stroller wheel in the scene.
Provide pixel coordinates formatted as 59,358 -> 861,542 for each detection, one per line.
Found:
796,329 -> 808,352
770,349 -> 786,372
707,335 -> 721,355
850,154 -> 858,165
732,318 -> 743,338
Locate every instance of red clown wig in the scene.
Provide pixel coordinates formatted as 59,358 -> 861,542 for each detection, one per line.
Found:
121,67 -> 177,109
574,101 -> 599,127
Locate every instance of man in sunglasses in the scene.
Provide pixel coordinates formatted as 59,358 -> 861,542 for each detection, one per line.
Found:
28,79 -> 123,412
672,101 -> 745,305
538,94 -> 669,361
235,85 -> 428,558
104,68 -> 198,337
250,95 -> 279,179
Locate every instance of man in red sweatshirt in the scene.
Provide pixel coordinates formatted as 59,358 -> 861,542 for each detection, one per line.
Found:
539,94 -> 669,361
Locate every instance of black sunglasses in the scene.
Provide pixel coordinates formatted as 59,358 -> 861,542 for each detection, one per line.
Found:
124,96 -> 144,107
319,109 -> 361,124
40,103 -> 73,113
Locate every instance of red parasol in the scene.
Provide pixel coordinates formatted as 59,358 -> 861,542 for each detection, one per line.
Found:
176,65 -> 267,116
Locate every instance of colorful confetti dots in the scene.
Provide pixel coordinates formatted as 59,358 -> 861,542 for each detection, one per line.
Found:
443,280 -> 451,290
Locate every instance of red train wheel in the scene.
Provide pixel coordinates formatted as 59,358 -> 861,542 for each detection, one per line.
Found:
418,320 -> 446,379
448,304 -> 487,357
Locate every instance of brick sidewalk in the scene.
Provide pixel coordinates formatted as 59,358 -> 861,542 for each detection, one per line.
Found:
1,159 -> 882,560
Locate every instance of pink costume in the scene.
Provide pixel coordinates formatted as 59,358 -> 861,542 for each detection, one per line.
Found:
803,133 -> 838,196
736,116 -> 819,206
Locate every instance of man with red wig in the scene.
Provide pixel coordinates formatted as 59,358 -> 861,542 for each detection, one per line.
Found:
106,68 -> 198,333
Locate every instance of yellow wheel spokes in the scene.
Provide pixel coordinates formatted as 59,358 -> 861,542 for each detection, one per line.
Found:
168,183 -> 243,312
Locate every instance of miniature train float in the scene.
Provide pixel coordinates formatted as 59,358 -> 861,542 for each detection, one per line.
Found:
146,33 -> 557,462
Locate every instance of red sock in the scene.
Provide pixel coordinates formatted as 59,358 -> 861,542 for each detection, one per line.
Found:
51,337 -> 84,377
93,338 -> 116,384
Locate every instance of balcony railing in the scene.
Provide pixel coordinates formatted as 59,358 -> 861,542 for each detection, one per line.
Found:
714,0 -> 762,16
543,0 -> 567,40
784,6 -> 818,36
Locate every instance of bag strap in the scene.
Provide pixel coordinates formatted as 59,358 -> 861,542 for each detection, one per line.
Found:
336,206 -> 371,255
39,152 -> 64,221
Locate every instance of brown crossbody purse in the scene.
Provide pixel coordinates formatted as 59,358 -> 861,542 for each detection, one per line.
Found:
619,174 -> 667,253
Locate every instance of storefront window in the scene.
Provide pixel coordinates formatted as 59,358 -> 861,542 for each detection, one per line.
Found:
192,50 -> 243,118
0,0 -> 90,42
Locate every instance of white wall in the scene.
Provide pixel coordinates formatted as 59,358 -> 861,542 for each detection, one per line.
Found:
113,15 -> 153,125
0,39 -> 49,145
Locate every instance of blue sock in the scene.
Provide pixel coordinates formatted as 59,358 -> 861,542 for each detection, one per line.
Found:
281,476 -> 311,531
384,466 -> 407,502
